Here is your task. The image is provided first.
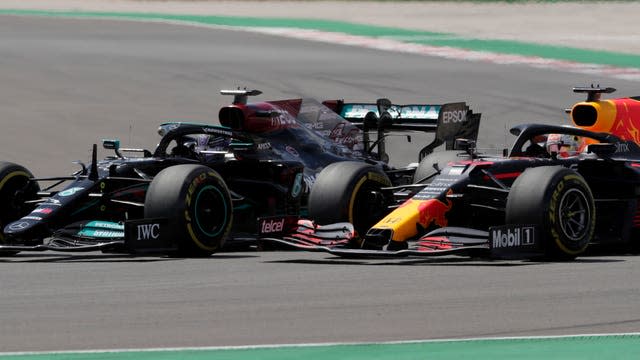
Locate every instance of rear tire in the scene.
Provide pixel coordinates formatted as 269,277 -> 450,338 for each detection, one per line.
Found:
0,162 -> 40,256
308,161 -> 391,236
506,166 -> 595,260
145,165 -> 232,257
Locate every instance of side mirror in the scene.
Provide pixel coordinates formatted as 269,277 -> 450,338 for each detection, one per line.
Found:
102,139 -> 120,150
103,139 -> 123,159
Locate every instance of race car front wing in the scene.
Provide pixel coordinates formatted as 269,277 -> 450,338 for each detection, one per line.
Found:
0,218 -> 176,254
259,217 -> 544,260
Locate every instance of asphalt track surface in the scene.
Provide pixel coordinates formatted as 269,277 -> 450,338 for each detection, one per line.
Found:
1,15 -> 640,353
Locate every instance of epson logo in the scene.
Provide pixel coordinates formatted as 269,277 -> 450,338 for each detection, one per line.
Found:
261,219 -> 284,234
492,226 -> 535,248
137,223 -> 160,241
442,110 -> 467,124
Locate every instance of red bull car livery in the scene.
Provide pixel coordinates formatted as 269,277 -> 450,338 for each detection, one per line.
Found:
264,86 -> 640,260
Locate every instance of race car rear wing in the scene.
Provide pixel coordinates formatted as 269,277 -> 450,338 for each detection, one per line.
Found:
337,102 -> 441,129
322,100 -> 481,160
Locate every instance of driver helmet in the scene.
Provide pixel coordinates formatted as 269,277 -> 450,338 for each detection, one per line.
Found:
546,133 -> 583,157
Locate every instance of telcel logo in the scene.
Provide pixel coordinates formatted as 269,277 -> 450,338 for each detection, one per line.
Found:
492,226 -> 535,248
137,223 -> 160,240
261,219 -> 285,234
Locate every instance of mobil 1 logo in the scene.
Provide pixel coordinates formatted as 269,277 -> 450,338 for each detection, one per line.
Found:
489,224 -> 541,259
491,225 -> 535,248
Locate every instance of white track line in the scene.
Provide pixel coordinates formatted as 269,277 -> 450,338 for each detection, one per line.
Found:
2,332 -> 640,356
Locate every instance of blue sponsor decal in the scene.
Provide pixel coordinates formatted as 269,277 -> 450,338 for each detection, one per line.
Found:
77,221 -> 125,238
77,229 -> 124,238
85,221 -> 124,230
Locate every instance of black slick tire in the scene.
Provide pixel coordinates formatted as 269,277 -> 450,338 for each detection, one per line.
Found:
0,162 -> 40,256
506,166 -> 595,260
308,161 -> 391,236
145,165 -> 232,257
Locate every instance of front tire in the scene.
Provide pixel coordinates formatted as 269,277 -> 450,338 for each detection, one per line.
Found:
506,166 -> 595,260
308,161 -> 391,236
145,165 -> 232,257
0,162 -> 40,256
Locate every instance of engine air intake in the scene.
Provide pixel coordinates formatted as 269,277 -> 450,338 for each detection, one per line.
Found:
571,104 -> 598,127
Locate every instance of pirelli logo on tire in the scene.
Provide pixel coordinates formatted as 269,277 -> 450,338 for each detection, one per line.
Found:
185,171 -> 216,207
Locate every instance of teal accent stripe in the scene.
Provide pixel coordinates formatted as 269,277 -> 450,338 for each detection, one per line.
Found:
1,9 -> 639,69
1,335 -> 640,359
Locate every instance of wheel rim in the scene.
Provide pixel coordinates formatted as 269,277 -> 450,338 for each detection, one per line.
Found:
558,188 -> 591,241
193,185 -> 228,238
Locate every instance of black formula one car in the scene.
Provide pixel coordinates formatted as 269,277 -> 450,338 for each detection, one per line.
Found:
263,86 -> 640,260
0,89 -> 480,256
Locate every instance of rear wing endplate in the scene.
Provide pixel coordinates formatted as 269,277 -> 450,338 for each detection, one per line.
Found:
419,102 -> 481,160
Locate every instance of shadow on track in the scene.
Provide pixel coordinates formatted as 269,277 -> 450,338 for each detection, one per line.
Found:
265,255 -> 626,267
0,252 -> 259,263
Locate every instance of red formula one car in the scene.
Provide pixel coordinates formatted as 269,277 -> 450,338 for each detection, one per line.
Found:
263,86 -> 640,260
